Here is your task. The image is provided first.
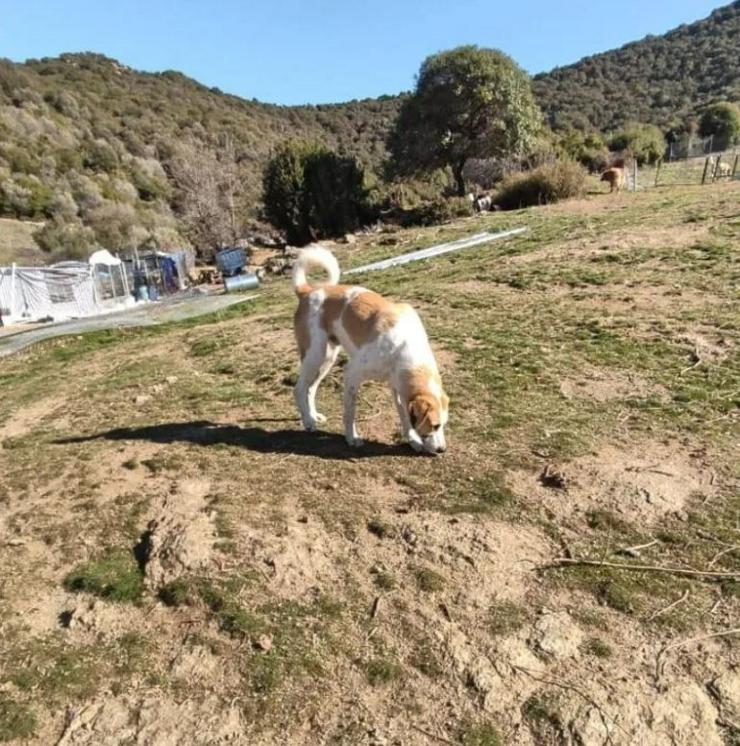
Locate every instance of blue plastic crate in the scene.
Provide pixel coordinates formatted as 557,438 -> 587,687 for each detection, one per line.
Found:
216,247 -> 247,276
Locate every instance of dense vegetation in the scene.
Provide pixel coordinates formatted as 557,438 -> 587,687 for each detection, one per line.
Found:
262,141 -> 372,245
533,1 -> 740,132
387,46 -> 542,195
0,2 -> 737,258
0,53 -> 399,257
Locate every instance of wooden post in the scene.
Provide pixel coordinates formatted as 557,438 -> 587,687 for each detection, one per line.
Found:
732,154 -> 739,179
654,159 -> 662,187
632,160 -> 638,191
712,156 -> 721,182
701,157 -> 711,185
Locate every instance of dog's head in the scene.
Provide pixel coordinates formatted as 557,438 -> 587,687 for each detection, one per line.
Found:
408,390 -> 449,455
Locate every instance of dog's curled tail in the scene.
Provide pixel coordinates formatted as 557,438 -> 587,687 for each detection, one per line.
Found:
292,245 -> 340,295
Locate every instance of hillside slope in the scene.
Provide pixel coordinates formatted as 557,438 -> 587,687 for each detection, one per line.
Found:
0,53 -> 400,257
1,183 -> 738,744
533,1 -> 740,131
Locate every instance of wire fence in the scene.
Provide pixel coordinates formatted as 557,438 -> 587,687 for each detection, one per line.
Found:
630,151 -> 739,191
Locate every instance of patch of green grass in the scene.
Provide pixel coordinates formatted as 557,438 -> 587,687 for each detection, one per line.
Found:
488,600 -> 528,636
445,471 -> 514,514
414,566 -> 446,593
365,657 -> 403,686
583,637 -> 613,658
63,548 -> 144,603
0,695 -> 36,742
373,570 -> 396,591
158,578 -> 194,607
461,723 -> 503,746
586,509 -> 634,535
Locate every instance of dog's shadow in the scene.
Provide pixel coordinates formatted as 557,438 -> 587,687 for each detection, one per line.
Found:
55,420 -> 411,460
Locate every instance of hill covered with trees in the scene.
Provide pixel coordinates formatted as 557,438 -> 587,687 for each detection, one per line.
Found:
1,2 -> 738,259
0,53 -> 400,257
533,1 -> 740,132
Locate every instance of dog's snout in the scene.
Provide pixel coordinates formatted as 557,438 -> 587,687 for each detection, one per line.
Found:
435,444 -> 446,454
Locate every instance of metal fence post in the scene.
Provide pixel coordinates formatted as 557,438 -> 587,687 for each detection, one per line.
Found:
712,156 -> 721,182
732,154 -> 739,179
632,160 -> 638,191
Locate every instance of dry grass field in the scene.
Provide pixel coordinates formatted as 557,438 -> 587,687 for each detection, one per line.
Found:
0,183 -> 738,745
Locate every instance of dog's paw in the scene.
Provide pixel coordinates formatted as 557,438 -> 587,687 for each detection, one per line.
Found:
314,413 -> 327,424
346,436 -> 365,448
303,418 -> 319,432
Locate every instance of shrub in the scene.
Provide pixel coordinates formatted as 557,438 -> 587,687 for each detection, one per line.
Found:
495,160 -> 586,209
698,101 -> 740,145
33,218 -> 96,260
399,196 -> 473,227
609,123 -> 666,165
556,129 -> 611,172
263,140 -> 372,245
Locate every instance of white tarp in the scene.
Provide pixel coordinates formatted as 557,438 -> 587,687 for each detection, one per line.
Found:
0,263 -> 97,323
89,249 -> 122,267
0,259 -> 134,325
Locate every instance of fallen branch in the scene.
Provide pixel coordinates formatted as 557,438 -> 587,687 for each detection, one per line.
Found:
708,545 -> 740,569
615,538 -> 659,558
655,628 -> 740,684
646,589 -> 689,621
540,557 -> 740,581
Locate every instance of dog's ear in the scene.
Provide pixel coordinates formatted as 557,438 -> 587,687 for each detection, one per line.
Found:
408,394 -> 439,436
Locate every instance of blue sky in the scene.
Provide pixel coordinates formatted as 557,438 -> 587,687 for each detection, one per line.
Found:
0,0 -> 724,105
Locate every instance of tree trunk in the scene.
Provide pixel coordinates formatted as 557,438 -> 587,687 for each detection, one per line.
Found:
452,160 -> 466,196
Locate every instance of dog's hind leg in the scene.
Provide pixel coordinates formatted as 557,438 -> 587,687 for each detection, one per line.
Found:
295,335 -> 333,431
343,360 -> 366,447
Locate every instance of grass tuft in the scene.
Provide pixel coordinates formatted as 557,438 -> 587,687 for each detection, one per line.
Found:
63,548 -> 144,603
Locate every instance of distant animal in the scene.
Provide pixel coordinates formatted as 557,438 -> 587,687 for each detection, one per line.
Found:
474,194 -> 493,212
292,245 -> 449,454
600,167 -> 626,193
716,161 -> 731,177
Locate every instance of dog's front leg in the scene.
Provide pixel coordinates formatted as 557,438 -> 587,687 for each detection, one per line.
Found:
343,366 -> 364,448
393,391 -> 423,452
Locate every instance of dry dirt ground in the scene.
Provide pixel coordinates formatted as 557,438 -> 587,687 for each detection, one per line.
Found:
1,184 -> 739,745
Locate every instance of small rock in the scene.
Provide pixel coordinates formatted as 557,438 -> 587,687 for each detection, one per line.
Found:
6,538 -> 26,547
532,611 -> 583,659
401,526 -> 417,546
255,635 -> 273,652
342,233 -> 357,245
134,394 -> 152,405
165,376 -> 178,385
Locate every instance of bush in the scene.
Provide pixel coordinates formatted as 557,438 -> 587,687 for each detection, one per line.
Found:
495,160 -> 586,210
609,123 -> 666,165
33,218 -> 96,260
556,129 -> 611,172
698,102 -> 740,145
399,196 -> 473,227
263,140 -> 372,245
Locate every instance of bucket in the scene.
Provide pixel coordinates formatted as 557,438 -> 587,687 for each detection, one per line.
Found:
224,273 -> 260,293
136,286 -> 149,302
148,286 -> 159,301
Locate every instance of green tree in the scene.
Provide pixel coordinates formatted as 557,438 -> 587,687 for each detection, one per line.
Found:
609,123 -> 666,165
698,102 -> 740,144
387,46 -> 542,195
263,141 -> 370,245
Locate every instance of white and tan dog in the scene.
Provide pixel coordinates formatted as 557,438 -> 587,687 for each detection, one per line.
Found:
292,246 -> 449,454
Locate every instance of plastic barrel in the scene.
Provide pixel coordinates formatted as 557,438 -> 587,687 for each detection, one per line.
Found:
223,273 -> 260,293
137,286 -> 149,301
